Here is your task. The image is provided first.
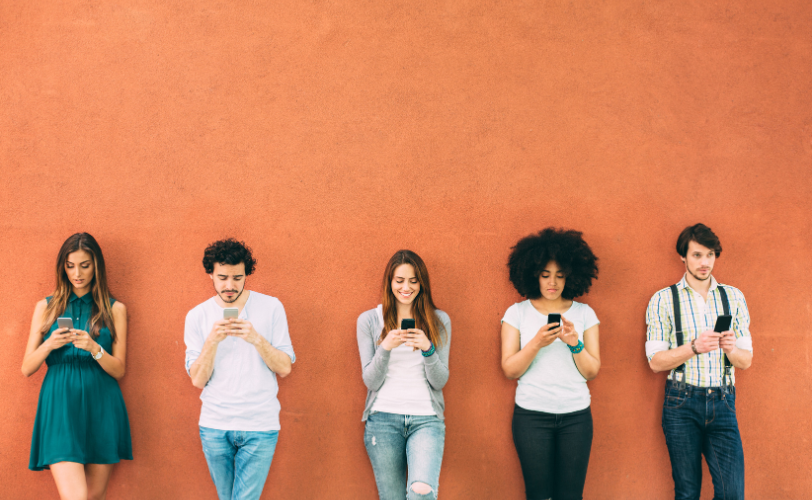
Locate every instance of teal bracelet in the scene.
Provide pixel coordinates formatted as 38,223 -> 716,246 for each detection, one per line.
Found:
421,343 -> 436,357
568,340 -> 584,354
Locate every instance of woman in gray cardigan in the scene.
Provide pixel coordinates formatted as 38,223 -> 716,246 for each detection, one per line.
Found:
357,249 -> 451,500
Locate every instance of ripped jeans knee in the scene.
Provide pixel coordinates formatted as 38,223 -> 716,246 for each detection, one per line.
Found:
407,481 -> 436,500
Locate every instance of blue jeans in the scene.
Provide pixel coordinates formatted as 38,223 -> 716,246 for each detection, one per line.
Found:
364,412 -> 445,500
199,426 -> 279,500
662,381 -> 745,500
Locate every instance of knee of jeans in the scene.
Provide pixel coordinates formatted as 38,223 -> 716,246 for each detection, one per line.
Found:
408,482 -> 435,499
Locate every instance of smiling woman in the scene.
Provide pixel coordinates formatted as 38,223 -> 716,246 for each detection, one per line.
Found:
21,233 -> 132,500
356,250 -> 451,500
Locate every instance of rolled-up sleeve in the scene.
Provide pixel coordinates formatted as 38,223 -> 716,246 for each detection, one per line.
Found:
184,310 -> 202,376
731,289 -> 753,353
271,303 -> 296,363
645,291 -> 672,361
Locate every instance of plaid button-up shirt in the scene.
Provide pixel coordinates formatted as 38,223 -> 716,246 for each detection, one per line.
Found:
645,275 -> 752,387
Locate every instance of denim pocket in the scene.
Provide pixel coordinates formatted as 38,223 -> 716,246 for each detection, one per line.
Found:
663,387 -> 687,409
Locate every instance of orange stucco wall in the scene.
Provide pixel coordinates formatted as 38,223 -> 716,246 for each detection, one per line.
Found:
2,1 -> 811,499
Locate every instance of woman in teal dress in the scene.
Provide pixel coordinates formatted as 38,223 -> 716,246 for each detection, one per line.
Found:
22,233 -> 132,500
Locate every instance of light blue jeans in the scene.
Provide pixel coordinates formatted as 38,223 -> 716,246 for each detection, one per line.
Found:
364,412 -> 445,500
199,426 -> 279,500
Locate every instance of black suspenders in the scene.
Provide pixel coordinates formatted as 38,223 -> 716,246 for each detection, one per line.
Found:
670,284 -> 732,389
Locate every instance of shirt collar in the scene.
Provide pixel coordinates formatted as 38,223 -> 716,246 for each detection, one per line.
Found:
69,291 -> 94,304
677,274 -> 718,294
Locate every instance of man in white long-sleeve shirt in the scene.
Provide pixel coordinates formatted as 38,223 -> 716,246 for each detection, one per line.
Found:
184,238 -> 295,500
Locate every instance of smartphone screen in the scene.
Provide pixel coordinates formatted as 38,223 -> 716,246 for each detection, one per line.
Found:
714,315 -> 733,333
400,318 -> 416,330
224,308 -> 239,319
547,313 -> 561,326
57,317 -> 74,330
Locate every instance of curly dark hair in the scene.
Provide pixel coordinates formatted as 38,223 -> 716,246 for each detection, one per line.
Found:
202,238 -> 257,275
507,228 -> 598,300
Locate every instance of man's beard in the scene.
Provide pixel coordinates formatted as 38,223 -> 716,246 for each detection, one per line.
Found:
218,288 -> 244,303
687,267 -> 711,282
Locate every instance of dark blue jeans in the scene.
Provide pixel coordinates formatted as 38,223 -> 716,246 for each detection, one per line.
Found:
512,405 -> 593,500
662,380 -> 745,500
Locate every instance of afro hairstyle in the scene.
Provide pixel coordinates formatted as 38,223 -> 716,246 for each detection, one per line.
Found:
507,228 -> 598,300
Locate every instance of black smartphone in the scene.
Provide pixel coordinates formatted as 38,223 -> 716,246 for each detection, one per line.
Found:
547,313 -> 561,326
400,319 -> 416,330
714,315 -> 733,333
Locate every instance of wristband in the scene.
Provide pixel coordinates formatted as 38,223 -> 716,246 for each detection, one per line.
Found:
421,343 -> 436,357
690,339 -> 699,355
568,340 -> 584,354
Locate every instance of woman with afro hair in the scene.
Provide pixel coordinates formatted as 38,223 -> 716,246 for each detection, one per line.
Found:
500,227 -> 601,500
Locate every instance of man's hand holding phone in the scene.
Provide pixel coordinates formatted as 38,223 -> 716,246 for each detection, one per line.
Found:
227,319 -> 262,346
693,329 -> 722,354
719,331 -> 737,354
208,320 -> 232,344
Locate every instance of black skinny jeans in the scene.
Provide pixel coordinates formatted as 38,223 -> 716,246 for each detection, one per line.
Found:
512,404 -> 593,500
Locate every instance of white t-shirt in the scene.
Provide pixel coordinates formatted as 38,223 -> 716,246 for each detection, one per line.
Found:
502,300 -> 599,414
370,306 -> 435,416
184,291 -> 296,431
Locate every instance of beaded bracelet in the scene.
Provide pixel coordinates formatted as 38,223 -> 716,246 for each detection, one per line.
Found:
421,342 -> 436,357
568,340 -> 584,354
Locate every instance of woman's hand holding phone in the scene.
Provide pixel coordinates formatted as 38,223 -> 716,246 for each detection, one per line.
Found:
71,329 -> 100,355
403,329 -> 431,351
44,328 -> 74,351
381,330 -> 405,351
557,317 -> 579,347
533,322 -> 561,349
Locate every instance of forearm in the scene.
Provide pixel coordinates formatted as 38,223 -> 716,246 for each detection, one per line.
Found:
725,347 -> 752,370
190,340 -> 219,389
423,352 -> 449,390
95,348 -> 126,379
22,343 -> 51,377
502,343 -> 541,380
572,350 -> 601,380
254,337 -> 292,377
649,344 -> 695,373
361,347 -> 391,391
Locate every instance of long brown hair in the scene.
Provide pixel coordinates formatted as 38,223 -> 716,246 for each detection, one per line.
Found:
379,250 -> 446,348
41,233 -> 117,341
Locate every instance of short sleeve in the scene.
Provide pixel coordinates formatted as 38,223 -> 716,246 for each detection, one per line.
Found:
501,303 -> 521,329
582,304 -> 599,331
270,302 -> 296,363
184,309 -> 204,376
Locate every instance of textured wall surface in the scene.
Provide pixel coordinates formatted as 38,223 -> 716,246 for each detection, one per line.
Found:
2,1 -> 811,499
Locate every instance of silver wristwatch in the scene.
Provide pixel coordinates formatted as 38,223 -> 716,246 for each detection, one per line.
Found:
93,346 -> 104,361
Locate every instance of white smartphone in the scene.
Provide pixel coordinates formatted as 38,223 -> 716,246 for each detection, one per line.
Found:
57,317 -> 74,330
223,308 -> 239,319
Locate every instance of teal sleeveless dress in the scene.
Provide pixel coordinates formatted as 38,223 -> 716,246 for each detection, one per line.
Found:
29,293 -> 133,470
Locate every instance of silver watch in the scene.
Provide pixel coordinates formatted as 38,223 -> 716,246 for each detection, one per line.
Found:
93,346 -> 104,361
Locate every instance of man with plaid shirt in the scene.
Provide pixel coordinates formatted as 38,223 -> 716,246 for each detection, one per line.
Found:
646,223 -> 753,500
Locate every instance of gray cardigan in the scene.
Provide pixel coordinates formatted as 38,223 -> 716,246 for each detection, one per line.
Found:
357,305 -> 451,421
